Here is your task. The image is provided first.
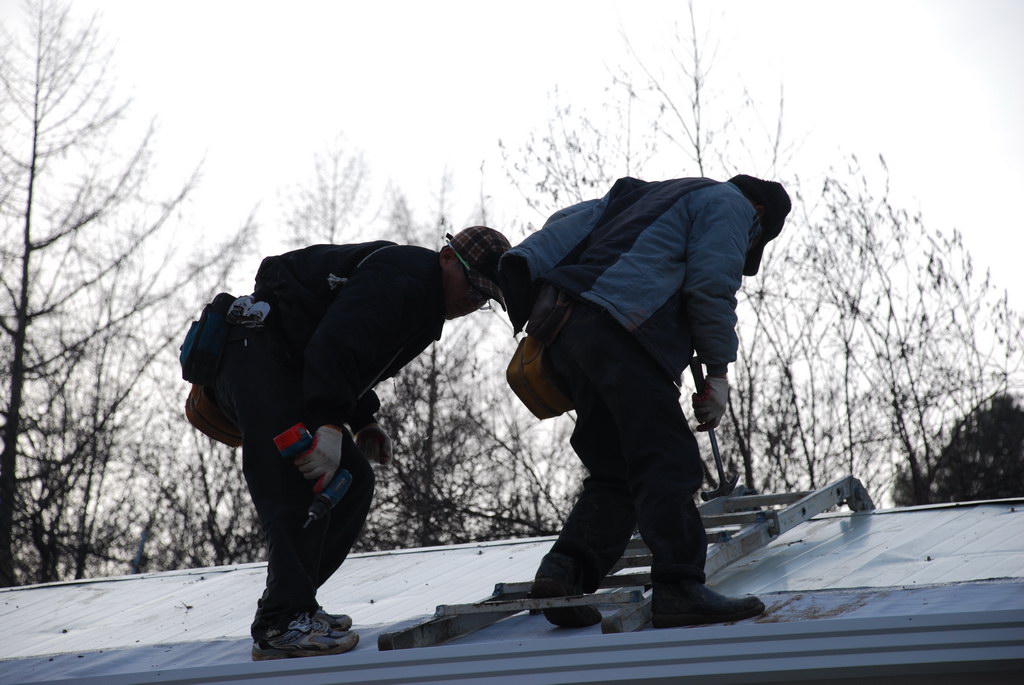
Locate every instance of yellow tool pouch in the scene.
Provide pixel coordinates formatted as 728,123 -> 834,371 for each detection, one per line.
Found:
506,335 -> 574,420
184,384 -> 243,447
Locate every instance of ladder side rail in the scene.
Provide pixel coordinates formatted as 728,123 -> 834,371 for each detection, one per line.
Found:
601,594 -> 652,633
773,475 -> 871,535
603,475 -> 873,634
377,584 -> 529,650
433,590 -> 643,617
378,609 -> 521,650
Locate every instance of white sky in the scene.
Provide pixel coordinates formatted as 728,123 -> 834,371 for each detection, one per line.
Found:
45,0 -> 1024,307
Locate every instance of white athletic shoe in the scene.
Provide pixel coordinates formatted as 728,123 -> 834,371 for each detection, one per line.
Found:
314,607 -> 353,632
251,612 -> 359,661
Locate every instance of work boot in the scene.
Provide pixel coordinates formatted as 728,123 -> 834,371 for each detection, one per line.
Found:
529,552 -> 602,628
651,580 -> 765,628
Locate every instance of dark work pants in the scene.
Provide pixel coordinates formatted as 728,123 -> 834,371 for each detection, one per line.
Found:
213,328 -> 375,639
547,303 -> 708,591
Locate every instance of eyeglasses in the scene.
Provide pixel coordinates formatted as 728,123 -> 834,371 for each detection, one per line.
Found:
445,234 -> 491,310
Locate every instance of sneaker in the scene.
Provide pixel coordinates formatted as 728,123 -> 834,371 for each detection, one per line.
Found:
529,552 -> 602,628
314,607 -> 353,632
651,580 -> 765,628
251,612 -> 359,661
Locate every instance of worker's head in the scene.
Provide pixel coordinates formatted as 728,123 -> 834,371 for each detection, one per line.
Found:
728,175 -> 792,276
439,226 -> 511,319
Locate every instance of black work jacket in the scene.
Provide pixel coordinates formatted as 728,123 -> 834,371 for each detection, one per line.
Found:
252,241 -> 446,431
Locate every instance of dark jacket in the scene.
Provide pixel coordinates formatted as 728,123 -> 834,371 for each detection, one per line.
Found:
499,177 -> 761,381
253,242 -> 446,431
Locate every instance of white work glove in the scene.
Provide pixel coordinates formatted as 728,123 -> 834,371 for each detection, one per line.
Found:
356,422 -> 393,466
692,375 -> 730,431
294,425 -> 344,492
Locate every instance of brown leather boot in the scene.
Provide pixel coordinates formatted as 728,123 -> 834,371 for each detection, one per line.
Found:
652,580 -> 765,628
529,552 -> 602,628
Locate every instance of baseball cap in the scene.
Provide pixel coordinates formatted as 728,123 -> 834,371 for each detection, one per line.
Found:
445,226 -> 511,309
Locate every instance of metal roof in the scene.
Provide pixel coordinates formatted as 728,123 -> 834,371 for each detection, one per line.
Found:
2,500 -> 1023,684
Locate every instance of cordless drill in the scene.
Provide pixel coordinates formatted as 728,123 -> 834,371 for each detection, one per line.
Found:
273,423 -> 353,528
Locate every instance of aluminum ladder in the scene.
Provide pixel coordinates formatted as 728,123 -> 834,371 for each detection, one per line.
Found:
378,474 -> 875,650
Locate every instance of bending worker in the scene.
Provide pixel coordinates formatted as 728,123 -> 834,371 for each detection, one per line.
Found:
210,226 -> 510,660
499,174 -> 790,628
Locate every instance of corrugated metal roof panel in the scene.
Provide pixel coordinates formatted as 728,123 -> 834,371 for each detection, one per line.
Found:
712,501 -> 1024,594
0,538 -> 554,661
10,606 -> 1024,684
2,500 -> 1023,684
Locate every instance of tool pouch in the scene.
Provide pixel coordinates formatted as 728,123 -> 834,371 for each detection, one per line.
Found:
507,283 -> 576,420
184,384 -> 243,447
524,283 -> 574,345
179,292 -> 236,385
506,336 -> 574,420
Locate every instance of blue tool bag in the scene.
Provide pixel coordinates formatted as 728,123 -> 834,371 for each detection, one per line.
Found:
179,292 -> 236,386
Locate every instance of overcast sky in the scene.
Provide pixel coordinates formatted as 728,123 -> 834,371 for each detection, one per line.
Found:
54,0 -> 1024,307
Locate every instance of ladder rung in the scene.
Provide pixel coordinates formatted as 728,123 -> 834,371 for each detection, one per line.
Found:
599,572 -> 650,589
702,511 -> 770,527
624,537 -> 649,553
493,581 -> 532,595
610,553 -> 652,572
723,491 -> 809,511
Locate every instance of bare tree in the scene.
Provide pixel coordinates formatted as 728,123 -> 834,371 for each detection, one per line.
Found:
499,89 -> 627,221
502,4 -> 795,228
148,430 -> 265,571
282,137 -> 373,247
500,3 -> 789,496
501,10 -> 1023,506
0,0 -> 253,585
766,162 -> 1022,501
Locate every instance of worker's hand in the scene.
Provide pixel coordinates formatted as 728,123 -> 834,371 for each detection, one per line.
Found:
692,375 -> 730,431
294,425 -> 344,492
356,422 -> 393,466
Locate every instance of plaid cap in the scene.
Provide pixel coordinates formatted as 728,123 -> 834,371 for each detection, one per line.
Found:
446,226 -> 511,309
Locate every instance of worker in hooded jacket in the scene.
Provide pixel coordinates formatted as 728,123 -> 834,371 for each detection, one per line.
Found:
211,226 -> 510,660
498,175 -> 790,628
